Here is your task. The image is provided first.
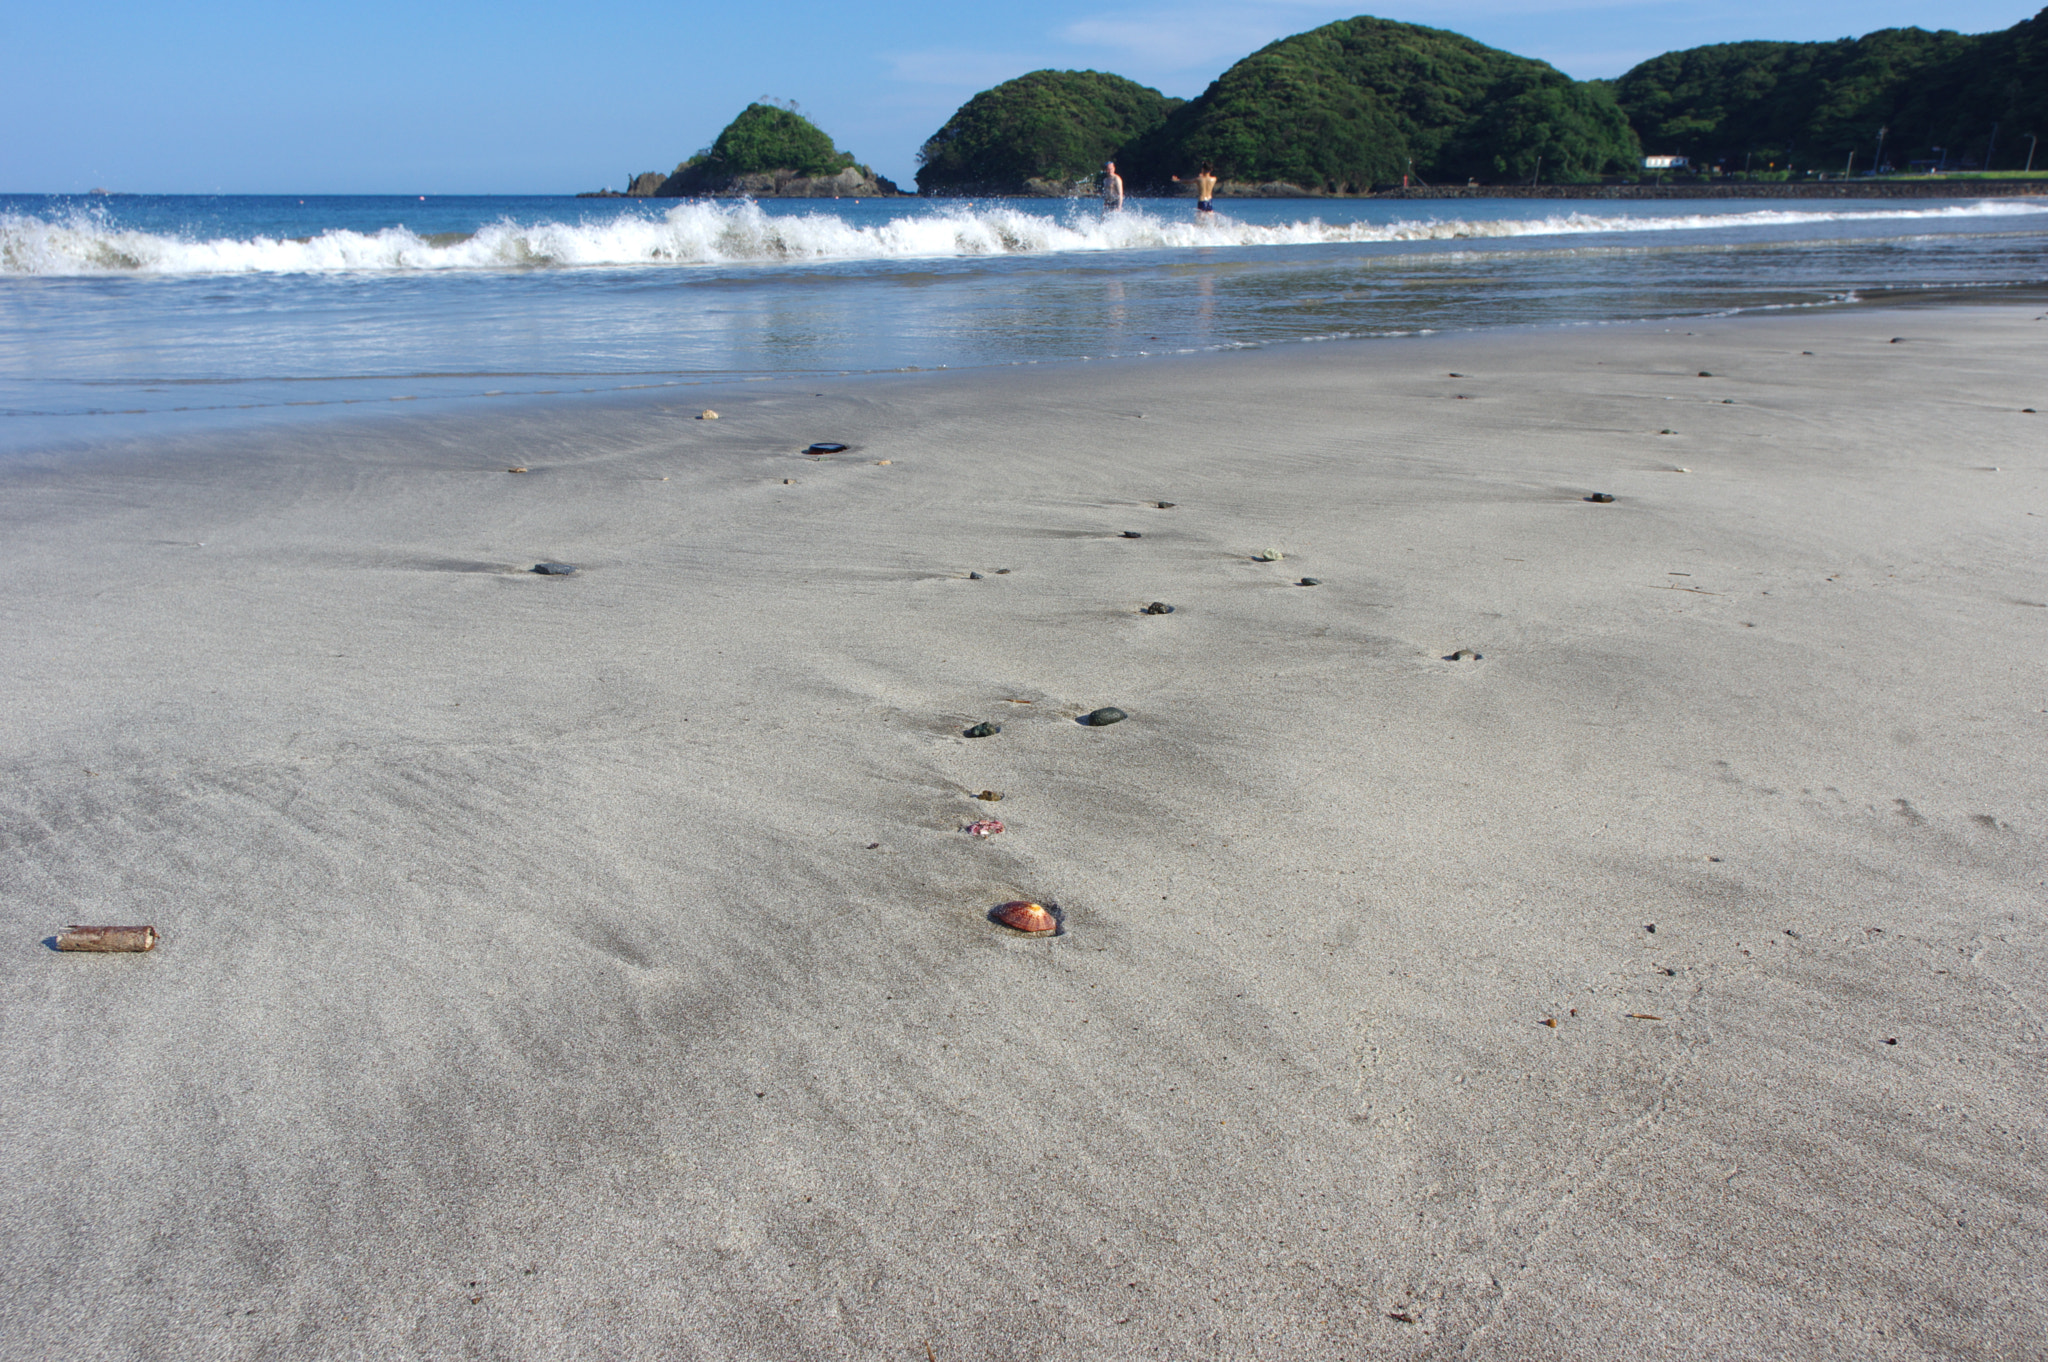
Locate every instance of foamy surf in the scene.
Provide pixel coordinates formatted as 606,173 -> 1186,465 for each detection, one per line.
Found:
3,198 -> 2043,277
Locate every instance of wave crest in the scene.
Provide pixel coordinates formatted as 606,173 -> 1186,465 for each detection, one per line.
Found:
2,198 -> 2041,277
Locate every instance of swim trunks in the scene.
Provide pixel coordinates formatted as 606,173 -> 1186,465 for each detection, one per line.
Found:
1197,199 -> 1215,212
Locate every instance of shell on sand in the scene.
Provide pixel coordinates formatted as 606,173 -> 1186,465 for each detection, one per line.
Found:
994,901 -> 1057,934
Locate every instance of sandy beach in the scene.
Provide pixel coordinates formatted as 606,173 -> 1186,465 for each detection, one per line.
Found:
2,304 -> 2043,1359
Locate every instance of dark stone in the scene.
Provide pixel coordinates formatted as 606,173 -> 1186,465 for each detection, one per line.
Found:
994,568 -> 1011,574
964,722 -> 1000,738
1585,493 -> 1615,503
1698,370 -> 1712,377
968,572 -> 983,580
531,562 -> 577,575
1155,501 -> 1175,509
1297,578 -> 1321,586
1121,531 -> 1143,538
805,442 -> 849,454
1141,602 -> 1174,614
1081,707 -> 1127,726
1444,648 -> 1481,661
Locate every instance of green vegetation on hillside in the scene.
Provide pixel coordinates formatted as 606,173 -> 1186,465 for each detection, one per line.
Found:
1114,16 -> 1640,190
687,103 -> 856,179
916,71 -> 1182,193
1615,9 -> 2047,171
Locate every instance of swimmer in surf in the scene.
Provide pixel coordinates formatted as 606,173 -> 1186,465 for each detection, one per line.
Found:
1101,161 -> 1124,212
1172,162 -> 1219,218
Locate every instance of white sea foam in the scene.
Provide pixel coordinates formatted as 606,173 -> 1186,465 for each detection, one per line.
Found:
2,198 -> 2043,277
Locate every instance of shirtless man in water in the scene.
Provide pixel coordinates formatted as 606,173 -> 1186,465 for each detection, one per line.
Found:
1172,162 -> 1219,218
1101,161 -> 1124,212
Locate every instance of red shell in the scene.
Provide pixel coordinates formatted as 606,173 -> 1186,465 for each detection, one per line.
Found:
994,901 -> 1057,933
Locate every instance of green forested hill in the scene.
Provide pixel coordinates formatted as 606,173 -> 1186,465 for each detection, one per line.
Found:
1615,9 -> 2047,170
915,71 -> 1182,193
1113,16 -> 1640,190
661,103 -> 859,192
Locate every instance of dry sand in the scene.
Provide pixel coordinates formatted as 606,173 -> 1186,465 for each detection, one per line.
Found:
2,305 -> 2044,1360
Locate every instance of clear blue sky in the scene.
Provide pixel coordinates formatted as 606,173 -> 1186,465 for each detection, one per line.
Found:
2,1 -> 2036,193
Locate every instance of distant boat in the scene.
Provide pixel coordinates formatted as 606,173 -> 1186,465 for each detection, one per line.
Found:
88,187 -> 112,195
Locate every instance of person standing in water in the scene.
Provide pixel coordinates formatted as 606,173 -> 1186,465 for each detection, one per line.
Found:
1101,161 -> 1124,213
1172,162 -> 1219,219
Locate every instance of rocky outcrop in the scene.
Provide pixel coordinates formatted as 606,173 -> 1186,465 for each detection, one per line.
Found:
576,171 -> 668,199
653,165 -> 904,198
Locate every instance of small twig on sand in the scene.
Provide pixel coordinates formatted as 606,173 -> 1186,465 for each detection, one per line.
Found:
1647,584 -> 1725,596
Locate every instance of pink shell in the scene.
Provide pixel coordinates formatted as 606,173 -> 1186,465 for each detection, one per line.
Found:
965,819 -> 1005,837
994,901 -> 1057,933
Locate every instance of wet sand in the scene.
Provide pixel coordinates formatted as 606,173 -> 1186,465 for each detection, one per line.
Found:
2,306 -> 2043,1359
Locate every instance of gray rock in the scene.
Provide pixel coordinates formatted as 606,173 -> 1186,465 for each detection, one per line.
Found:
964,722 -> 1001,738
531,562 -> 577,575
1081,707 -> 1127,726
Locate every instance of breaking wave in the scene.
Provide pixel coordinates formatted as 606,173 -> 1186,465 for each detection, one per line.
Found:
3,198 -> 2044,277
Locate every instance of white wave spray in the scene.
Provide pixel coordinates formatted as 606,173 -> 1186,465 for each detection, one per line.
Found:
3,198 -> 2043,277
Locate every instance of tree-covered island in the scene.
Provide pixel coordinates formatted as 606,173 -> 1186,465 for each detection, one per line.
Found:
654,103 -> 903,197
915,71 -> 1183,195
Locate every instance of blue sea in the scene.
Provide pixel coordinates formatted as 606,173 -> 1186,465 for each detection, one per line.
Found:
3,192 -> 2045,453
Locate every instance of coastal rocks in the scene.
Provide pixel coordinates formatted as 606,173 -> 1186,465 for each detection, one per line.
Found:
576,171 -> 668,198
963,722 -> 1000,738
657,167 -> 904,198
1081,707 -> 1127,726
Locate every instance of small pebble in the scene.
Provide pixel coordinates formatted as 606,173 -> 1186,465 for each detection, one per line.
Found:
963,722 -> 1000,738
531,562 -> 577,575
994,568 -> 1011,574
1121,530 -> 1143,538
1297,577 -> 1320,586
964,819 -> 1005,838
698,410 -> 718,420
1081,707 -> 1127,726
1698,371 -> 1712,377
1155,501 -> 1175,509
1444,648 -> 1481,661
507,466 -> 528,474
783,478 -> 795,484
1890,337 -> 1904,343
975,790 -> 1003,801
1253,549 -> 1284,562
2024,408 -> 2037,414
1585,493 -> 1616,503
1660,428 -> 1676,435
1141,602 -> 1174,614
875,459 -> 891,465
968,571 -> 983,580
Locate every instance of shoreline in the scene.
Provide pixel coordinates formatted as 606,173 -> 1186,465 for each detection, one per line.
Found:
3,303 -> 2043,1358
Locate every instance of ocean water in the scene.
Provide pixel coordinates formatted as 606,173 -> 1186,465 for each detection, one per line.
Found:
2,192 -> 2045,453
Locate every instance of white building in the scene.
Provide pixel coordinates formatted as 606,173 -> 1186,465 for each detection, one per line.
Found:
1642,155 -> 1690,169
